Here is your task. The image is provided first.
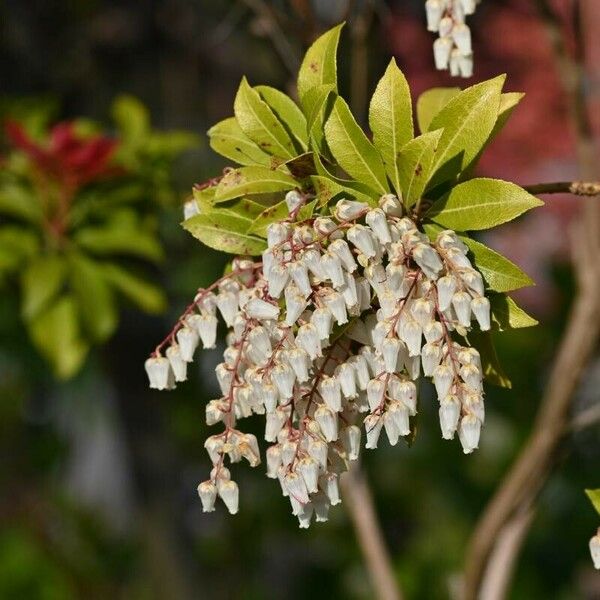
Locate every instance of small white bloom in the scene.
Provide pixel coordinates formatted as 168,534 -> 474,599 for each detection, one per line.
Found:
336,362 -> 358,399
423,320 -> 444,343
436,275 -> 457,312
366,208 -> 392,244
324,291 -> 348,325
388,400 -> 411,438
589,533 -> 600,569
452,291 -> 472,327
439,395 -> 461,439
285,189 -> 304,213
204,435 -> 225,464
262,384 -> 279,414
364,414 -> 384,449
215,362 -> 233,395
320,252 -> 345,288
267,263 -> 289,298
382,337 -> 401,373
308,438 -> 328,471
425,0 -> 443,31
297,457 -> 319,494
347,224 -> 377,258
288,347 -> 311,383
329,238 -> 357,272
422,342 -> 442,376
462,269 -> 485,296
413,243 -> 443,279
471,296 -> 491,331
311,307 -> 333,340
335,199 -> 369,221
245,298 -> 280,321
197,480 -> 218,512
321,472 -> 341,505
366,378 -> 386,412
166,344 -> 187,382
434,36 -> 453,70
458,413 -> 482,454
289,261 -> 311,297
218,479 -> 240,514
267,222 -> 290,247
145,356 -> 174,390
195,314 -> 218,349
315,405 -> 338,441
433,364 -> 454,400
389,378 -> 417,415
379,193 -> 403,217
266,445 -> 282,478
296,323 -> 322,360
271,362 -> 296,399
284,289 -> 308,327
216,291 -> 239,326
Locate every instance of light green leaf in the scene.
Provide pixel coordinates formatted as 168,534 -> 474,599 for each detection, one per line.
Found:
460,235 -> 533,292
207,117 -> 272,167
214,166 -> 298,203
69,252 -> 117,342
183,211 -> 267,255
28,295 -> 89,379
325,97 -> 389,195
301,84 -> 336,156
112,95 -> 149,144
192,186 -> 217,212
426,178 -> 544,231
234,77 -> 296,159
248,199 -> 316,237
313,154 -> 377,205
489,294 -> 538,331
585,489 -> 600,516
255,86 -> 308,148
428,76 -> 504,185
217,198 -> 267,221
283,152 -> 317,179
297,24 -> 343,101
0,227 -> 39,272
311,175 -> 366,208
468,330 -> 512,388
100,263 -> 166,314
369,58 -> 413,194
20,255 -> 66,320
74,226 -> 164,263
416,87 -> 460,133
397,129 -> 443,207
0,184 -> 43,224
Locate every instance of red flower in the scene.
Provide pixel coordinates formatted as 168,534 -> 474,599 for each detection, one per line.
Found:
5,120 -> 120,190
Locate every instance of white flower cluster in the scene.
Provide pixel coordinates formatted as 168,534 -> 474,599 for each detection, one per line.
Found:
146,191 -> 492,526
425,0 -> 480,77
591,530 -> 600,569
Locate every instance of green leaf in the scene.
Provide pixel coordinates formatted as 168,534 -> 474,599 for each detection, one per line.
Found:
0,227 -> 39,272
416,87 -> 460,134
28,295 -> 89,379
585,489 -> 600,516
428,76 -> 504,185
426,178 -> 544,231
0,184 -> 43,224
112,95 -> 149,144
214,166 -> 298,203
397,129 -> 443,207
234,77 -> 296,159
297,24 -> 343,101
74,226 -> 164,263
20,255 -> 66,320
283,152 -> 317,179
313,154 -> 377,205
369,58 -> 414,194
248,199 -> 316,237
325,97 -> 389,195
192,186 -> 217,212
68,252 -> 118,342
468,330 -> 512,388
460,235 -> 533,292
100,263 -> 166,314
217,198 -> 267,221
255,86 -> 308,149
207,117 -> 272,167
489,294 -> 538,331
183,211 -> 267,255
300,84 -> 336,156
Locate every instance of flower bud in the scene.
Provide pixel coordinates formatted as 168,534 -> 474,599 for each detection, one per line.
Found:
364,414 -> 384,449
197,480 -> 218,512
166,344 -> 187,382
145,356 -> 174,390
218,479 -> 240,514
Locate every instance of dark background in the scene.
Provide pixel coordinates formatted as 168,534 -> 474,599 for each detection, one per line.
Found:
1,1 -> 599,598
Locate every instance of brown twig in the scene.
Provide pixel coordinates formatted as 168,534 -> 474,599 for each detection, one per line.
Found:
341,464 -> 403,600
523,181 -> 600,196
462,1 -> 600,598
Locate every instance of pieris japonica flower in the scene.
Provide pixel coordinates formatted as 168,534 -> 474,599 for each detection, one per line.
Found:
149,192 -> 495,526
589,530 -> 600,569
426,0 -> 480,77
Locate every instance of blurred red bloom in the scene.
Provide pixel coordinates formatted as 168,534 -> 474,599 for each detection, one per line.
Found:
5,120 -> 120,190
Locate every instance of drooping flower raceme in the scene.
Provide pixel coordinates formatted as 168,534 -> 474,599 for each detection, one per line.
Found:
146,193 -> 492,526
425,0 -> 480,77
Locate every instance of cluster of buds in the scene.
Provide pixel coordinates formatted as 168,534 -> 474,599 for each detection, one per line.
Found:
425,0 -> 480,77
147,191 -> 492,526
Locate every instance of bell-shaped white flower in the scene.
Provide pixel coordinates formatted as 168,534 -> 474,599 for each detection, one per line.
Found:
366,208 -> 392,244
389,377 -> 417,415
245,298 -> 280,321
206,399 -> 226,426
452,291 -> 472,327
437,277 -> 457,311
366,378 -> 386,412
195,314 -> 218,349
302,248 -> 325,280
297,503 -> 314,529
329,238 -> 357,272
364,413 -> 384,449
471,296 -> 491,331
462,269 -> 485,296
324,291 -> 348,325
335,199 -> 369,221
458,413 -> 482,454
321,472 -> 341,505
218,479 -> 240,514
216,291 -> 239,326
434,36 -> 453,70
347,224 -> 377,258
319,375 -> 342,412
166,344 -> 187,382
308,438 -> 328,471
379,193 -> 403,217
285,189 -> 304,213
267,263 -> 289,298
336,362 -> 358,399
315,405 -> 338,441
266,445 -> 282,478
413,243 -> 443,279
398,316 -> 422,357
145,356 -> 174,390
271,362 -> 295,399
425,0 -> 443,31
289,261 -> 311,297
388,400 -> 411,438
262,384 -> 279,414
433,364 -> 454,400
452,23 -> 472,55
296,323 -> 322,359
204,435 -> 225,464
288,347 -> 311,383
297,457 -> 319,494
382,337 -> 401,373
311,307 -> 333,340
439,395 -> 461,439
284,288 -> 308,326
422,342 -> 442,376
460,363 -> 483,392
284,471 -> 310,504
197,480 -> 218,512
267,222 -> 290,247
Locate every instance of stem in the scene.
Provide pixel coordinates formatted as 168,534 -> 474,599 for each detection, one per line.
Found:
462,2 -> 600,598
342,464 -> 403,600
523,181 -> 600,196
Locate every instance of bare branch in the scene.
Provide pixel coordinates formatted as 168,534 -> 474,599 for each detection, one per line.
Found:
524,181 -> 600,196
341,465 -> 403,600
